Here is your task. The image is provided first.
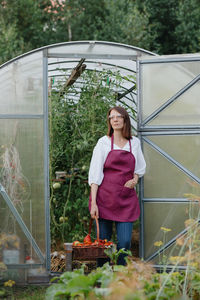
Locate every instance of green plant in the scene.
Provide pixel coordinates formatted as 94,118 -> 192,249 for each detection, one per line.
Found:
10,286 -> 46,300
104,244 -> 132,266
46,263 -> 114,300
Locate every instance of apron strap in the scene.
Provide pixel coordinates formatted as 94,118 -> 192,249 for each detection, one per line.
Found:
111,134 -> 114,150
129,139 -> 132,153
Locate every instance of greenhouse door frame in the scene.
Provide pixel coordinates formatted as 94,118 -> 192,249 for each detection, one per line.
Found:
137,54 -> 200,266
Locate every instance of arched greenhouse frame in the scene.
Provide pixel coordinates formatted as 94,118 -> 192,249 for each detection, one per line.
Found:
0,41 -> 200,283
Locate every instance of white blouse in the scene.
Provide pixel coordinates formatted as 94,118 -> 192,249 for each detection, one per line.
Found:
88,135 -> 146,186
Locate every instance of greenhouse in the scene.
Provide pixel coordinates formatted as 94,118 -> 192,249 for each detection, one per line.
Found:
0,41 -> 200,284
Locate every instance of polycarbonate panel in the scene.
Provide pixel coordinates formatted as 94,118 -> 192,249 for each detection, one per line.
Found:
0,119 -> 45,264
0,51 -> 43,114
48,42 -> 140,57
143,141 -> 200,198
149,81 -> 200,125
148,135 -> 200,178
141,61 -> 200,122
144,202 -> 199,260
0,194 -> 43,282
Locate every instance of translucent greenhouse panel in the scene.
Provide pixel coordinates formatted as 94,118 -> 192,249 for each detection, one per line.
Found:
148,81 -> 200,126
0,194 -> 44,282
141,61 -> 200,122
0,51 -> 43,114
47,42 -> 140,57
143,141 -> 200,198
148,135 -> 200,179
0,119 -> 46,266
143,202 -> 199,260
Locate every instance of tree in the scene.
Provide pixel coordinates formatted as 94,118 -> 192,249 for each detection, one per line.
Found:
143,0 -> 179,54
71,0 -> 109,41
0,19 -> 27,65
120,2 -> 155,52
175,0 -> 200,53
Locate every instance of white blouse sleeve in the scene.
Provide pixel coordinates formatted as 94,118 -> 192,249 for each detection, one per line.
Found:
88,138 -> 106,186
134,139 -> 146,177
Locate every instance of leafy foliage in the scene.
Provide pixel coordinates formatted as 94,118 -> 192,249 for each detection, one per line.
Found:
46,263 -> 114,300
46,258 -> 200,299
175,0 -> 200,53
0,19 -> 26,65
104,244 -> 132,266
142,0 -> 179,54
1,0 -> 200,65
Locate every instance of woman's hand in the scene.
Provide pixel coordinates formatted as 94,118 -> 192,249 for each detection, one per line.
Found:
90,183 -> 99,218
90,202 -> 99,219
124,174 -> 139,189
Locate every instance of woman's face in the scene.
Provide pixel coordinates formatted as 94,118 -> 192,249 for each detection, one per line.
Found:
109,109 -> 124,131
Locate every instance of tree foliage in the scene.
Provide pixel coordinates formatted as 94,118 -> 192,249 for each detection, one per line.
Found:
1,0 -> 200,64
175,0 -> 200,53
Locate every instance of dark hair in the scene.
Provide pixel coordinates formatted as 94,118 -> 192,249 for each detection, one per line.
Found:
107,106 -> 132,139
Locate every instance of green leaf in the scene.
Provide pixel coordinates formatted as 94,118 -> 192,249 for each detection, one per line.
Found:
45,283 -> 69,300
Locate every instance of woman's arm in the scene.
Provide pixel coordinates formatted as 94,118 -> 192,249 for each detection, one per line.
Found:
88,137 -> 107,186
90,183 -> 99,218
88,137 -> 108,218
134,139 -> 146,177
124,137 -> 146,188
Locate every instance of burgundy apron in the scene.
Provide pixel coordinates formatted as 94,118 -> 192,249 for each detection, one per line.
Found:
89,135 -> 140,222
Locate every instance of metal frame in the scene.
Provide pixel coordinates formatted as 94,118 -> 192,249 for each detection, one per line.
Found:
0,41 -> 156,70
43,49 -> 51,271
137,55 -> 200,263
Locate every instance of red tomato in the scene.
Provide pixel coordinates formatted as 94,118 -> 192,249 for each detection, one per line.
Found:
83,234 -> 92,244
72,240 -> 80,246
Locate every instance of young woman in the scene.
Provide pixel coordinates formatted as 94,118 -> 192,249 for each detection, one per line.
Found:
88,106 -> 146,265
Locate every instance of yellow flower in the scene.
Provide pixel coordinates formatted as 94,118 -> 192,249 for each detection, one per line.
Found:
183,193 -> 200,201
160,227 -> 172,232
0,262 -> 7,272
171,272 -> 180,277
4,280 -> 15,287
154,241 -> 163,247
169,256 -> 186,264
189,262 -> 198,269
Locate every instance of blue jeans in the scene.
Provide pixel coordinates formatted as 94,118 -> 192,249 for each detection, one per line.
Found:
97,218 -> 133,266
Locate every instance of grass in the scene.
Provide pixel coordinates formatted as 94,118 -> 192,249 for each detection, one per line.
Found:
1,286 -> 47,300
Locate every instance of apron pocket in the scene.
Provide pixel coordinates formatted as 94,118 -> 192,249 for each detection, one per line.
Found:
120,186 -> 135,199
